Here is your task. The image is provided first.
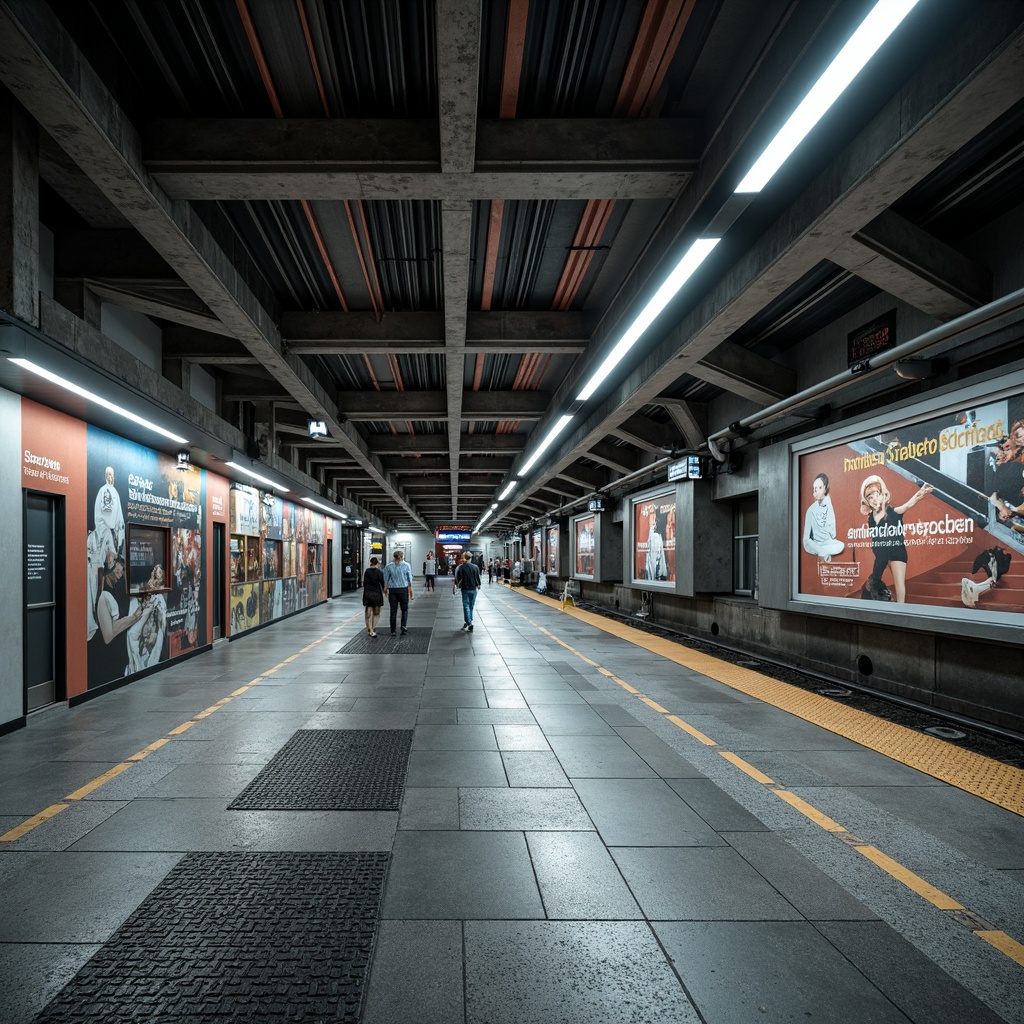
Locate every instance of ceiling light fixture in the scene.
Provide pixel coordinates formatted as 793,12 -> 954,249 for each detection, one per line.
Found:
735,0 -> 922,194
499,481 -> 518,500
225,460 -> 289,492
303,497 -> 339,515
517,414 -> 575,477
10,357 -> 188,444
576,239 -> 720,402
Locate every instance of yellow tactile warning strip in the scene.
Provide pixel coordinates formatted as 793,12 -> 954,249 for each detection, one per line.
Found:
510,586 -> 1024,818
0,617 -> 357,844
500,588 -> 1024,970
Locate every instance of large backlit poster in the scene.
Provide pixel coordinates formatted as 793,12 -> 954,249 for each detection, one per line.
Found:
795,387 -> 1024,618
531,529 -> 542,564
633,492 -> 676,583
574,515 -> 595,577
87,427 -> 206,689
547,526 -> 559,574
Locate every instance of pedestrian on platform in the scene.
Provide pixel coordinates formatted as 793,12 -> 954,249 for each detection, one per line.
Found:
424,550 -> 436,591
384,549 -> 414,635
454,551 -> 482,632
361,556 -> 387,638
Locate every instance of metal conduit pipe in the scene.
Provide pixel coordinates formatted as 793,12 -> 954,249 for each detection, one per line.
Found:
705,284 -> 1024,456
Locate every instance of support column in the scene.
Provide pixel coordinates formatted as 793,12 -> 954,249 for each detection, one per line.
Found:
0,89 -> 39,325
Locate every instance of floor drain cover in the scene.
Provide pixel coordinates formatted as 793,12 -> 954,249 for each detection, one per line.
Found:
229,729 -> 413,810
338,627 -> 432,654
817,687 -> 853,698
924,726 -> 967,740
32,851 -> 389,1023
737,660 -> 762,667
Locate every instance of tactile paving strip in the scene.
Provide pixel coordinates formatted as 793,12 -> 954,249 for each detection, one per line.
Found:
32,851 -> 389,1023
338,626 -> 432,654
229,729 -> 413,810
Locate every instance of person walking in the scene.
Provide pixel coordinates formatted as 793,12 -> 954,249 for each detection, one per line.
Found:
423,550 -> 436,592
361,556 -> 387,638
454,550 -> 482,632
384,549 -> 414,635
487,559 -> 494,584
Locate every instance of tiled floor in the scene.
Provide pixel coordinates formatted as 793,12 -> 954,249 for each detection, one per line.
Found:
1,584 -> 1022,1023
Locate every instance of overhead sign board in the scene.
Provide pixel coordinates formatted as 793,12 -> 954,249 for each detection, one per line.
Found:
435,525 -> 472,544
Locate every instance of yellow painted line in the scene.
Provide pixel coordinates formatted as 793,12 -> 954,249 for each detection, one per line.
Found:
214,697 -> 233,706
773,788 -> 847,833
194,705 -> 220,718
65,763 -> 133,800
719,750 -> 776,785
640,696 -> 669,714
666,715 -> 717,746
856,846 -> 965,910
616,678 -> 640,695
127,737 -> 170,760
976,931 -> 1024,967
168,721 -> 196,735
283,655 -> 299,663
505,586 -> 1024,817
231,685 -> 252,696
0,803 -> 68,842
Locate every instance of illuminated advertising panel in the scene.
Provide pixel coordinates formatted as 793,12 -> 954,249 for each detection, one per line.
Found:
574,515 -> 595,578
633,491 -> 676,584
436,526 -> 472,544
547,526 -> 559,573
795,385 -> 1024,619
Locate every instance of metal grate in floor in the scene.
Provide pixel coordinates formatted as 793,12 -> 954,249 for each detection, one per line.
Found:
228,729 -> 413,810
338,626 -> 432,654
32,851 -> 389,1023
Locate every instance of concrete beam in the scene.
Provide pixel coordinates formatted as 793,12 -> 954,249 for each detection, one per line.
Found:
586,441 -> 637,475
833,209 -> 992,320
610,413 -> 669,454
0,89 -> 38,324
692,340 -> 797,405
281,309 -> 590,354
657,398 -> 707,450
142,118 -> 697,201
371,433 -> 525,455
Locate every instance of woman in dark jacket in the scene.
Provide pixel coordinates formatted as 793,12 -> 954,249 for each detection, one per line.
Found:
361,556 -> 388,637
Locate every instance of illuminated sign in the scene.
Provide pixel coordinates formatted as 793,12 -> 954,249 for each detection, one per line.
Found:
588,498 -> 604,512
435,525 -> 472,544
307,419 -> 328,438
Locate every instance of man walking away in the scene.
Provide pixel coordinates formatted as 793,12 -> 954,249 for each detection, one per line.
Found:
454,551 -> 482,632
424,551 -> 436,591
384,549 -> 414,635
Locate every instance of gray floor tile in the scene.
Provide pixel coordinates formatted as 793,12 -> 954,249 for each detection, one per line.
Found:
526,832 -> 643,920
723,831 -> 878,921
485,692 -> 529,708
573,778 -> 721,846
502,751 -> 571,788
493,725 -> 550,751
384,831 -> 544,919
66,798 -> 398,852
791,749 -> 943,787
0,942 -> 103,1024
654,921 -> 913,1023
666,778 -> 767,831
398,788 -> 460,830
0,851 -> 182,941
412,724 -> 498,750
363,921 -> 465,1024
612,848 -> 802,920
465,921 -> 700,1024
418,689 -> 490,708
546,735 -> 658,778
529,706 -> 617,735
459,788 -> 593,830
457,708 -> 538,725
406,750 -> 509,788
615,727 -> 706,778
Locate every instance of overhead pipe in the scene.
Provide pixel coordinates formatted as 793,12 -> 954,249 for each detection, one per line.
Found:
706,285 -> 1024,454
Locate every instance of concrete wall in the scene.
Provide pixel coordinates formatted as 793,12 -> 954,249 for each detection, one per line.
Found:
0,389 -> 23,728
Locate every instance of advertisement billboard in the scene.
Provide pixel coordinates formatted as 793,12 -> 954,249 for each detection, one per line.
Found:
547,526 -> 559,574
795,386 -> 1024,618
633,491 -> 676,583
574,515 -> 595,578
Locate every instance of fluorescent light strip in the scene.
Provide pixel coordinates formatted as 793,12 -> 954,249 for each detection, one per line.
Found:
518,414 -> 574,477
576,238 -> 720,402
499,481 -> 518,500
225,461 -> 290,492
303,497 -> 340,516
11,357 -> 188,444
735,0 -> 921,193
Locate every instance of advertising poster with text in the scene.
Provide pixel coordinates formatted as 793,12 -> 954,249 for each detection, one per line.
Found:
575,516 -> 595,577
547,526 -> 559,574
797,392 -> 1024,616
87,427 -> 206,689
633,493 -> 676,583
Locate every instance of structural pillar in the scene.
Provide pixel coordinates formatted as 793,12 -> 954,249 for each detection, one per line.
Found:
0,88 -> 39,326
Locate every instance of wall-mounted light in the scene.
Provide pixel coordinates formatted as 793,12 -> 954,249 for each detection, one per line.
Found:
894,358 -> 944,381
176,450 -> 191,471
11,357 -> 188,443
307,419 -> 328,439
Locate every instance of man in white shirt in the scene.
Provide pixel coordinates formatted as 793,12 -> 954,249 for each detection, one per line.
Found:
383,550 -> 414,635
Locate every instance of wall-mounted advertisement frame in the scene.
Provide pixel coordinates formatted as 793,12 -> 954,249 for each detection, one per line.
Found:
631,488 -> 677,586
547,526 -> 559,575
573,514 -> 595,579
792,372 -> 1024,625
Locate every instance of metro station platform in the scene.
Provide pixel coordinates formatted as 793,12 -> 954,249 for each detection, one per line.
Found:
1,582 -> 1022,1024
